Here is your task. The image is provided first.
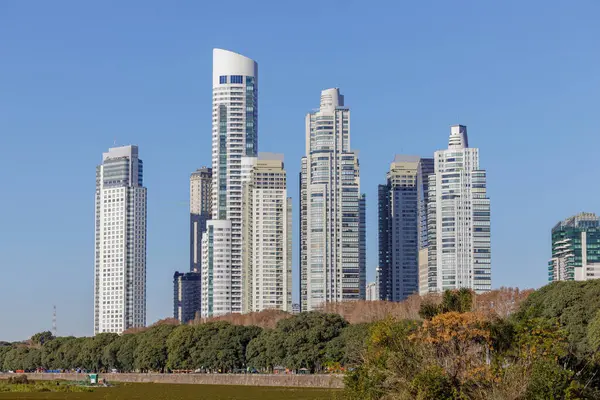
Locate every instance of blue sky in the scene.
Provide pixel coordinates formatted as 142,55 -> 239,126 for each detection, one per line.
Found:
1,0 -> 599,341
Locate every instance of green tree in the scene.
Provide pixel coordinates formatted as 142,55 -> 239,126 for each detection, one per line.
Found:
80,333 -> 118,372
410,366 -> 455,400
344,318 -> 421,400
246,329 -> 285,371
325,323 -> 371,367
166,325 -> 195,370
515,280 -> 600,358
30,331 -> 54,347
419,301 -> 441,320
41,336 -> 72,369
189,322 -> 261,372
134,324 -> 176,372
116,334 -> 138,372
3,347 -> 29,371
587,309 -> 600,356
525,360 -> 572,400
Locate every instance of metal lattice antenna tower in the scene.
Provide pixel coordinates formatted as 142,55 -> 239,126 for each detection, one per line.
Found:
52,305 -> 57,336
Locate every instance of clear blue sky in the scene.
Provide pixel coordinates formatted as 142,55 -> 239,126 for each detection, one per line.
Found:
1,0 -> 599,341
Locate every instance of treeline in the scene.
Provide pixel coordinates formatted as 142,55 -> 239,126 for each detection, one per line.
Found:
346,281 -> 600,399
0,312 -> 367,374
2,282 -> 599,399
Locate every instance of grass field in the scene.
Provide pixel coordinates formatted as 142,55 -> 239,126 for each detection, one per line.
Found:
0,382 -> 341,400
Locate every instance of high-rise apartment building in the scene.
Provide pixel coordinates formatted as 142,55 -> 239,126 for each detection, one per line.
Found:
173,167 -> 212,325
300,88 -> 366,311
365,282 -> 379,301
241,153 -> 292,313
173,271 -> 201,324
201,219 -> 232,318
378,156 -> 434,301
549,212 -> 600,282
211,49 -> 258,314
190,167 -> 212,272
426,125 -> 491,293
94,145 -> 147,334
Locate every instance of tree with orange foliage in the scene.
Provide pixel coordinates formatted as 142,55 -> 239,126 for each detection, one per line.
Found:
410,312 -> 493,387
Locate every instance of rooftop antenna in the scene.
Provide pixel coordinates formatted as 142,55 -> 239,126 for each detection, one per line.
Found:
52,305 -> 57,336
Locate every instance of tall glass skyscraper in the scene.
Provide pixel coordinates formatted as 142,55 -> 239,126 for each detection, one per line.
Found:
94,145 -> 147,334
549,212 -> 600,282
378,156 -> 434,301
300,88 -> 366,311
427,125 -> 491,293
210,49 -> 258,314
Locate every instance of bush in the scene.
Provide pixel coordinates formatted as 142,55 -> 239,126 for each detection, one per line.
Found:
7,375 -> 29,384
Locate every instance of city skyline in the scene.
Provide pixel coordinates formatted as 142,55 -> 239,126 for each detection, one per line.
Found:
2,1 -> 599,341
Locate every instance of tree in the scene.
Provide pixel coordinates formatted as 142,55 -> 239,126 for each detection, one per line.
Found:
587,309 -> 600,357
246,329 -> 285,371
188,322 -> 261,372
515,280 -> 600,358
344,318 -> 421,400
3,347 -> 30,371
134,324 -> 176,372
409,312 -> 492,388
166,325 -> 195,370
116,334 -> 138,372
80,333 -> 118,372
30,331 -> 55,347
277,312 -> 348,372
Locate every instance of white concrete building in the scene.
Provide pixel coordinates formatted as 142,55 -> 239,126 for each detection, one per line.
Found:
241,153 -> 292,313
366,282 -> 379,301
300,88 -> 366,311
427,125 -> 491,293
94,145 -> 147,334
210,49 -> 258,314
201,219 -> 232,318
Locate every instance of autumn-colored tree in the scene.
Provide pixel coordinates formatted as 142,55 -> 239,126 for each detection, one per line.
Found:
410,312 -> 492,387
475,287 -> 533,318
193,309 -> 290,329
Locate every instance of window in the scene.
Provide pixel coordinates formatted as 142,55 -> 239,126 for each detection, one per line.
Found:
230,75 -> 243,84
219,76 -> 227,84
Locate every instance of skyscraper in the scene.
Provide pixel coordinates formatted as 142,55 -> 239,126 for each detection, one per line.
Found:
173,271 -> 201,324
427,125 -> 491,293
173,167 -> 212,324
300,88 -> 365,311
549,212 -> 600,282
94,145 -> 147,334
211,49 -> 258,314
378,156 -> 434,301
190,167 -> 212,272
241,153 -> 292,313
201,219 -> 232,318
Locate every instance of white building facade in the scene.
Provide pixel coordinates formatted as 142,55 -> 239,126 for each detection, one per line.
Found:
201,219 -> 232,318
241,153 -> 292,313
210,49 -> 258,314
427,125 -> 491,293
300,88 -> 366,311
365,282 -> 379,301
94,145 -> 147,334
